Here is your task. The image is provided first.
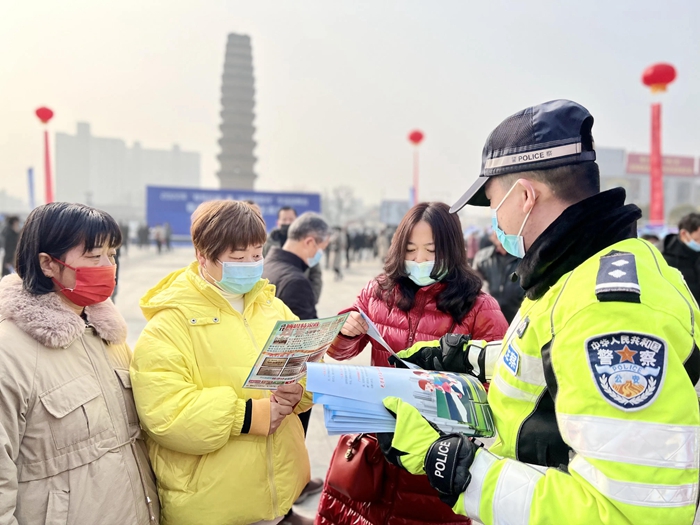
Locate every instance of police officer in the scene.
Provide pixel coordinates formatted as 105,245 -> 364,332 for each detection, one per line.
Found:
380,100 -> 700,524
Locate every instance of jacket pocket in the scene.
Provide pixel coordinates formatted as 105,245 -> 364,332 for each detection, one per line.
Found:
40,374 -> 111,449
114,368 -> 140,427
44,490 -> 69,525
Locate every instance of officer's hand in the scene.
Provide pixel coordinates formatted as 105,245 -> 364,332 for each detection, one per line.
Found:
424,434 -> 478,508
377,397 -> 478,508
391,334 -> 473,373
377,396 -> 442,474
438,333 -> 473,374
390,340 -> 442,369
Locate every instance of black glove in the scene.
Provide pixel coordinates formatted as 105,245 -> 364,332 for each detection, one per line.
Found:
377,397 -> 478,509
425,434 -> 479,507
389,333 -> 473,373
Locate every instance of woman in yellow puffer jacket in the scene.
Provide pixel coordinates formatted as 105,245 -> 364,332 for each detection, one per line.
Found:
130,200 -> 312,525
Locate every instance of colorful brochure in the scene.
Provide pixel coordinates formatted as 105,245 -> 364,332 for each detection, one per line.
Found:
307,362 -> 495,437
243,313 -> 350,389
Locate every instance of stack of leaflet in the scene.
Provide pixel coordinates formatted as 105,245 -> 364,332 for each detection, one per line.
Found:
307,362 -> 495,437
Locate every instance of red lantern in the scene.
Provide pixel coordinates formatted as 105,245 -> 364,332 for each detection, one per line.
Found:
408,130 -> 424,145
642,63 -> 677,93
35,107 -> 54,124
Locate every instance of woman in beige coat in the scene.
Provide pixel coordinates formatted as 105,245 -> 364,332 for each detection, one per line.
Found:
0,202 -> 159,525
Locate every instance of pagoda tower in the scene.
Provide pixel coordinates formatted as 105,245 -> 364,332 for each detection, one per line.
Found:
217,33 -> 257,189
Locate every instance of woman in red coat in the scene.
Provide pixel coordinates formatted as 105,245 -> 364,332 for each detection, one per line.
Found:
317,202 -> 508,525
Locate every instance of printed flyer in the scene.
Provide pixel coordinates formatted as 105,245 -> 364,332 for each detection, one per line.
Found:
307,362 -> 495,436
243,313 -> 350,389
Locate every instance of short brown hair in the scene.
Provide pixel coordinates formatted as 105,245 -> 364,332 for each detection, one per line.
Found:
497,161 -> 600,205
191,200 -> 267,260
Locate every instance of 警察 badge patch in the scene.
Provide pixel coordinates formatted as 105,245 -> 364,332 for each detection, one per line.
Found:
586,332 -> 666,411
503,343 -> 520,376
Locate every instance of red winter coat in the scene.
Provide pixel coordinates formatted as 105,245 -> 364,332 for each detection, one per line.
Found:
317,279 -> 508,525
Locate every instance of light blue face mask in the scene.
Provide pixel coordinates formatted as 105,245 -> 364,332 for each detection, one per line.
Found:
307,249 -> 323,268
686,239 -> 700,252
491,182 -> 535,259
211,259 -> 264,294
405,260 -> 440,287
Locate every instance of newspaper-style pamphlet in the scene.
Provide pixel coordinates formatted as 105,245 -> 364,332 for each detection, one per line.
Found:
307,362 -> 494,437
243,313 -> 349,389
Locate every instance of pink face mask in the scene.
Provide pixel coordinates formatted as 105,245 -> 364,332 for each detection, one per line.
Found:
52,258 -> 117,307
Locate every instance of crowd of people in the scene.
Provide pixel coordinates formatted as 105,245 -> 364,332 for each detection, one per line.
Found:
1,99 -> 700,525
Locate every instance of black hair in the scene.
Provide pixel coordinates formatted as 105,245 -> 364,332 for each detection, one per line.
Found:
498,161 -> 600,204
277,206 -> 298,219
678,213 -> 700,235
6,216 -> 19,226
376,202 -> 482,324
16,202 -> 122,295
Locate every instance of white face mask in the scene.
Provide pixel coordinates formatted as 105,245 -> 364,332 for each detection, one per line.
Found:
685,239 -> 700,252
307,249 -> 323,268
405,260 -> 439,286
204,259 -> 264,294
491,181 -> 534,259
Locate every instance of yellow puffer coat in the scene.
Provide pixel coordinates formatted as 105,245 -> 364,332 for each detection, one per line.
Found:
130,262 -> 312,525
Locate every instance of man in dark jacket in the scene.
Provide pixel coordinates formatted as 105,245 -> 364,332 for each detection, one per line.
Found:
264,206 -> 323,304
2,216 -> 20,277
473,230 -> 525,323
264,212 -> 330,321
662,212 -> 700,303
262,212 -> 330,517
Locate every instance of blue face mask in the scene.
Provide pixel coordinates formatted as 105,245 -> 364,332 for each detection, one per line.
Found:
307,249 -> 323,268
491,182 -> 534,259
405,260 -> 439,287
209,259 -> 264,295
686,239 -> 700,252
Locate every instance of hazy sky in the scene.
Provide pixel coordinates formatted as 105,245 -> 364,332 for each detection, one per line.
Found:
2,0 -> 699,209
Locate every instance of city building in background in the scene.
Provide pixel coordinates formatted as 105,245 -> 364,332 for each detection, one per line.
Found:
596,146 -> 699,224
0,190 -> 29,216
55,122 -> 200,221
217,33 -> 257,190
379,200 -> 410,227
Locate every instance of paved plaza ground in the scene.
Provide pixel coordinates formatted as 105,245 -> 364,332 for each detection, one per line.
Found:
115,246 -> 380,519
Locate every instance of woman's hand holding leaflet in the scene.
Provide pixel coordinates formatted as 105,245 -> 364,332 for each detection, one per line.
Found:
340,311 -> 369,337
268,382 -> 304,434
273,383 -> 303,408
269,399 -> 293,434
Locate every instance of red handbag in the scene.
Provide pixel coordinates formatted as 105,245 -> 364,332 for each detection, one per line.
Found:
325,434 -> 385,503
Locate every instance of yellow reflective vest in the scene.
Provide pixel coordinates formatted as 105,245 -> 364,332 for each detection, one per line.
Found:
130,262 -> 312,525
460,238 -> 700,525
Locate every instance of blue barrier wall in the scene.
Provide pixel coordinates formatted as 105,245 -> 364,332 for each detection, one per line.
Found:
146,185 -> 322,238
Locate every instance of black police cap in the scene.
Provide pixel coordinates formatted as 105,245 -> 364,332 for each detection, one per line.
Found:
451,99 -> 597,211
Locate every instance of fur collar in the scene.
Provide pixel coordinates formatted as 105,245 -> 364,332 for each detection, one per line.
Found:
0,274 -> 127,348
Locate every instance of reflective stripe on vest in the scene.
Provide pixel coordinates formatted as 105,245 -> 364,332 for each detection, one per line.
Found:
492,373 -> 538,403
509,344 -> 546,386
570,456 -> 698,507
492,460 -> 545,525
462,449 -> 499,520
559,413 -> 700,469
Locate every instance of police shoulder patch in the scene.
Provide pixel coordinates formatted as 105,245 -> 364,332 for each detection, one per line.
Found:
595,250 -> 641,303
585,332 -> 666,411
503,343 -> 520,376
